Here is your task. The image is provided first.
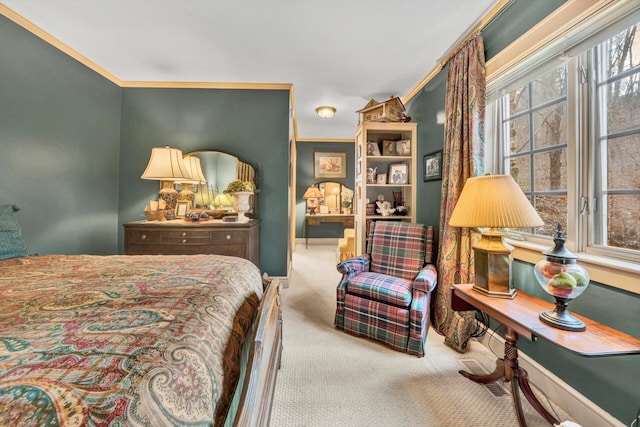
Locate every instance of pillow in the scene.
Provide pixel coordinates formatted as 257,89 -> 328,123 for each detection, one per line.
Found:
0,204 -> 28,260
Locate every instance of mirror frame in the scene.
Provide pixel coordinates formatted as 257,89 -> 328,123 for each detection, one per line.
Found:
184,149 -> 259,218
312,181 -> 353,215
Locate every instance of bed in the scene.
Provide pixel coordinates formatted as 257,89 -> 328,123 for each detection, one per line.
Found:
0,253 -> 282,427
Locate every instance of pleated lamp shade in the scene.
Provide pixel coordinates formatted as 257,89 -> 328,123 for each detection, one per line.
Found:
449,175 -> 543,229
182,156 -> 207,184
141,146 -> 192,181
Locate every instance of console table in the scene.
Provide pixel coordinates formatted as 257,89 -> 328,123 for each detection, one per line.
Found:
305,214 -> 354,248
451,283 -> 640,427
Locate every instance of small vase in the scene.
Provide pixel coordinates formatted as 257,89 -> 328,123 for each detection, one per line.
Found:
232,192 -> 252,223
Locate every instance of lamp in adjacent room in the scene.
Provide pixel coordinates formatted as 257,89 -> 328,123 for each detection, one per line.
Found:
302,186 -> 323,215
448,174 -> 544,298
315,106 -> 336,119
141,146 -> 192,220
178,155 -> 207,209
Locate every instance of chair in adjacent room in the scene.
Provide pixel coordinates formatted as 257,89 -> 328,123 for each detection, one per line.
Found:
335,221 -> 437,357
337,228 -> 355,263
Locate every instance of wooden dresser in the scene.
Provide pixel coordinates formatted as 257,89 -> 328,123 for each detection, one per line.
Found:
124,220 -> 260,267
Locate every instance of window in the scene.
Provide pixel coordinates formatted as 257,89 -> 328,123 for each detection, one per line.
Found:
488,12 -> 640,264
592,24 -> 640,253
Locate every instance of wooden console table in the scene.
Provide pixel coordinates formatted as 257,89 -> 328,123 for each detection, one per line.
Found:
305,214 -> 354,248
451,283 -> 640,427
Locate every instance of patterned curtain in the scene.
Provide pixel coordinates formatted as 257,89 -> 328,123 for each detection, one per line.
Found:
432,34 -> 486,353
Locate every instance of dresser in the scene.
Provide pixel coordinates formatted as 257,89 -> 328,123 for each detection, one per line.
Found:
124,220 -> 260,267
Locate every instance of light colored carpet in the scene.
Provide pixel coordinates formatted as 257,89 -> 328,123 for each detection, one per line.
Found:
270,242 -> 570,427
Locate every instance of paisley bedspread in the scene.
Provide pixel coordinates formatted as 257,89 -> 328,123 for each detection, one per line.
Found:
0,254 -> 263,427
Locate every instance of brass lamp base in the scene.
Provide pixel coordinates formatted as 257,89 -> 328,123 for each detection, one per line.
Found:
472,229 -> 516,299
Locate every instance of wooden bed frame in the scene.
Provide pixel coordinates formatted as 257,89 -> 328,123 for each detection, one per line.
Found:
233,277 -> 283,426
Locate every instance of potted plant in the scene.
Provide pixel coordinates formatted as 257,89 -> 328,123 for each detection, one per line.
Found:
223,180 -> 255,194
223,180 -> 255,222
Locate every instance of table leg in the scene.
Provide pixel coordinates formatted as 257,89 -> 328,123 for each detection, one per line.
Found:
458,327 -> 559,427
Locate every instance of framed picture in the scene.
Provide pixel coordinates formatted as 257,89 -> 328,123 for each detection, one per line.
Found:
388,163 -> 408,184
175,201 -> 190,217
314,151 -> 347,179
396,139 -> 411,156
424,150 -> 443,181
377,173 -> 387,184
382,140 -> 396,156
319,205 -> 329,214
366,141 -> 381,156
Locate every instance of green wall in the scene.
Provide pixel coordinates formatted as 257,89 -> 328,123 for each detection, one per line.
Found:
1,15 -> 290,277
118,88 -> 290,276
405,0 -> 638,423
295,141 -> 355,238
0,15 -> 122,255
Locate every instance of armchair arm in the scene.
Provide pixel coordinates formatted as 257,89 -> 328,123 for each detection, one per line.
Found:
413,264 -> 437,293
337,254 -> 370,276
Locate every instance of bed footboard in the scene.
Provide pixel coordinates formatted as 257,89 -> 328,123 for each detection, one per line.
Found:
233,277 -> 283,427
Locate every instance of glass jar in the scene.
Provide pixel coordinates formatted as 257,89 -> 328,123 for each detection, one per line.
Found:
534,223 -> 590,331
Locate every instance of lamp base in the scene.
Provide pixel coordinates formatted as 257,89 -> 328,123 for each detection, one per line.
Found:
159,180 -> 178,220
472,230 -> 516,299
539,297 -> 586,331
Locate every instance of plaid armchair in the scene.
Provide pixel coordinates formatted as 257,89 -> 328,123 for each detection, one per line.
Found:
335,221 -> 437,357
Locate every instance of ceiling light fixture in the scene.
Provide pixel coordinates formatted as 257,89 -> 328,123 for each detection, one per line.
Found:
316,106 -> 336,119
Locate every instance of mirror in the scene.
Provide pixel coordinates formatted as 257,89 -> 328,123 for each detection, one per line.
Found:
183,150 -> 258,217
313,181 -> 353,215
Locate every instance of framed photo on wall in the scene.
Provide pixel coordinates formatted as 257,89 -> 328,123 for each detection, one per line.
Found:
314,151 -> 347,179
423,150 -> 443,181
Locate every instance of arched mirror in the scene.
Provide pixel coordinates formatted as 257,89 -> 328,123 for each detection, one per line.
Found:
311,181 -> 353,215
183,150 -> 258,218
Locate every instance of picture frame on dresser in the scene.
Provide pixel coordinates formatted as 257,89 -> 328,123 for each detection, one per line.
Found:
175,201 -> 190,218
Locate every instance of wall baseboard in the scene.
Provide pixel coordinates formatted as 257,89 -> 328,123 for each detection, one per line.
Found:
477,331 -> 624,427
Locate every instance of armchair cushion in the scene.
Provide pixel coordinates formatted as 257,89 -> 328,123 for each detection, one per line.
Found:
347,272 -> 412,307
368,221 -> 427,280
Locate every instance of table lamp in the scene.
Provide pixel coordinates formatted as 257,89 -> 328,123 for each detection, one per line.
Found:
448,174 -> 544,298
141,146 -> 192,220
179,155 -> 207,208
302,186 -> 323,215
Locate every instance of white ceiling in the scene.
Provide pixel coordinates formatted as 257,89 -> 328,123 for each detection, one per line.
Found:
3,0 -> 498,140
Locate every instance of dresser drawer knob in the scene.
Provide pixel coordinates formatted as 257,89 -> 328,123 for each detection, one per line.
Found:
225,234 -> 231,240
182,239 -> 187,244
141,234 -> 146,240
182,232 -> 187,237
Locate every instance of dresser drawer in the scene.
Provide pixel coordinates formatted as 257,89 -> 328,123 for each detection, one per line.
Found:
127,230 -> 162,244
210,230 -> 247,244
162,230 -> 210,245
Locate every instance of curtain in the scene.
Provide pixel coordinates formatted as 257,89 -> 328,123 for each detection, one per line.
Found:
432,34 -> 486,353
